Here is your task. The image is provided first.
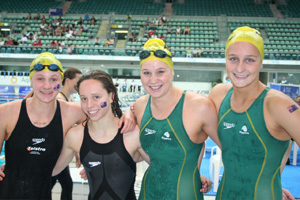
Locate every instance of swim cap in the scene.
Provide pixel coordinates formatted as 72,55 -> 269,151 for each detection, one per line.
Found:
225,26 -> 264,61
140,38 -> 173,70
29,52 -> 64,79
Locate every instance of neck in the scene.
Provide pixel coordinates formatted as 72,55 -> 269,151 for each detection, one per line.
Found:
88,112 -> 119,137
151,86 -> 181,108
29,96 -> 57,114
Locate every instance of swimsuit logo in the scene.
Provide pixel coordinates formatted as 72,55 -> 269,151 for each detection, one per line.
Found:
27,146 -> 46,155
89,161 -> 101,167
161,132 -> 172,140
144,128 -> 156,135
223,122 -> 235,129
239,125 -> 249,135
32,138 -> 45,145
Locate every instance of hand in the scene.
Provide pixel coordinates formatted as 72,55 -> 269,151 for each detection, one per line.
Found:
282,188 -> 295,200
0,163 -> 5,181
79,168 -> 87,180
118,110 -> 136,134
75,153 -> 81,168
200,174 -> 212,193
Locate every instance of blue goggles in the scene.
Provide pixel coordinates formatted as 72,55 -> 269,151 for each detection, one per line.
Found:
30,64 -> 62,72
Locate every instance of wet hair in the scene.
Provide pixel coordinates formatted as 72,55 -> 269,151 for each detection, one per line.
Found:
76,70 -> 122,119
62,68 -> 82,86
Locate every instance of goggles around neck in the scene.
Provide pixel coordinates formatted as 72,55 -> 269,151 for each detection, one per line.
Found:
139,49 -> 171,60
30,64 -> 63,73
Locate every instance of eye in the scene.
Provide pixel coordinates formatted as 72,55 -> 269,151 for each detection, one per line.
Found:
158,70 -> 165,74
143,71 -> 150,75
246,58 -> 255,63
51,78 -> 58,82
94,96 -> 100,100
81,97 -> 87,101
229,57 -> 237,62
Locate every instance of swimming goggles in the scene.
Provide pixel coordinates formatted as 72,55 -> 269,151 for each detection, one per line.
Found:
30,64 -> 62,72
139,49 -> 172,60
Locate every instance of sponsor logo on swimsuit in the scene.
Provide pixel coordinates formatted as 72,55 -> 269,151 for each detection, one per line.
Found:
161,132 -> 172,140
32,138 -> 45,145
239,125 -> 249,135
89,161 -> 101,167
144,128 -> 156,135
27,146 -> 46,155
223,122 -> 235,129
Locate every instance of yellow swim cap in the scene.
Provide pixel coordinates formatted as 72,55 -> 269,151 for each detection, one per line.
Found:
225,26 -> 264,61
140,38 -> 173,70
29,52 -> 64,79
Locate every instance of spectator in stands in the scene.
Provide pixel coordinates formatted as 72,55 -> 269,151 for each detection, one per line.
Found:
40,22 -> 47,36
48,26 -> 54,36
82,24 -> 89,33
166,26 -> 172,34
0,39 -> 5,46
109,36 -> 115,46
126,13 -> 132,22
5,36 -> 13,46
133,32 -> 138,42
72,20 -> 77,28
186,47 -> 192,58
12,38 -> 18,46
84,12 -> 89,21
37,38 -> 42,46
160,33 -> 165,41
65,29 -> 73,40
105,38 -> 111,46
66,45 -> 74,54
145,17 -> 151,26
184,26 -> 191,35
128,33 -> 134,42
26,13 -> 32,20
32,31 -> 37,41
78,17 -> 83,26
151,32 -> 158,39
60,40 -> 65,49
58,15 -> 63,24
34,13 -> 40,20
48,15 -> 53,24
192,47 -> 199,57
90,16 -> 96,25
20,34 -> 28,44
161,15 -> 168,26
50,40 -> 56,47
176,26 -> 181,35
148,29 -> 153,39
208,26 -> 298,200
32,40 -> 38,46
94,37 -> 100,45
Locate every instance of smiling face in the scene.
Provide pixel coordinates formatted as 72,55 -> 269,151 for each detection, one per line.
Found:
79,79 -> 113,121
226,42 -> 263,89
140,60 -> 174,98
31,71 -> 62,103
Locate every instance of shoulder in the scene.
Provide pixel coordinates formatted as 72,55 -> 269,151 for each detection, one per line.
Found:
0,100 -> 22,117
59,101 -> 85,123
56,92 -> 66,101
265,89 -> 296,111
208,83 -> 232,111
134,95 -> 150,125
184,91 -> 215,115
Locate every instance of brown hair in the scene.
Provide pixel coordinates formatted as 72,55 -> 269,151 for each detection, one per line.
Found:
62,67 -> 82,86
76,70 -> 122,119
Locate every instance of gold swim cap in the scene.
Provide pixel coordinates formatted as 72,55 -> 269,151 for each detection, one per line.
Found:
140,38 -> 173,70
29,52 -> 64,79
225,26 -> 264,61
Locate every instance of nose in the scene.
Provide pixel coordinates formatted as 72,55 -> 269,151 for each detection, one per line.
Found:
150,74 -> 158,83
236,61 -> 245,73
44,80 -> 51,89
87,98 -> 94,108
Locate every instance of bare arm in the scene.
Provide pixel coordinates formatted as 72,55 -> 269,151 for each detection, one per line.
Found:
52,125 -> 83,176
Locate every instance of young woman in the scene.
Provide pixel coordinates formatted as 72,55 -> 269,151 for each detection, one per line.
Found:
52,70 -> 148,200
133,38 -> 217,199
209,26 -> 300,199
0,53 -> 135,199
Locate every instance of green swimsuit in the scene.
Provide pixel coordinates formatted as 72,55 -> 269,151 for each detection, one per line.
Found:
217,88 -> 289,200
139,92 -> 204,200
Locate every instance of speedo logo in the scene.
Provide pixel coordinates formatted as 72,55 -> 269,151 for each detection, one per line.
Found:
144,128 -> 156,135
89,161 -> 101,167
223,122 -> 235,129
32,138 -> 45,145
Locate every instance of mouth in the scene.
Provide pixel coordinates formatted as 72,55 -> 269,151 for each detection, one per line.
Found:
149,85 -> 162,90
234,73 -> 249,79
88,110 -> 99,115
40,91 -> 53,95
